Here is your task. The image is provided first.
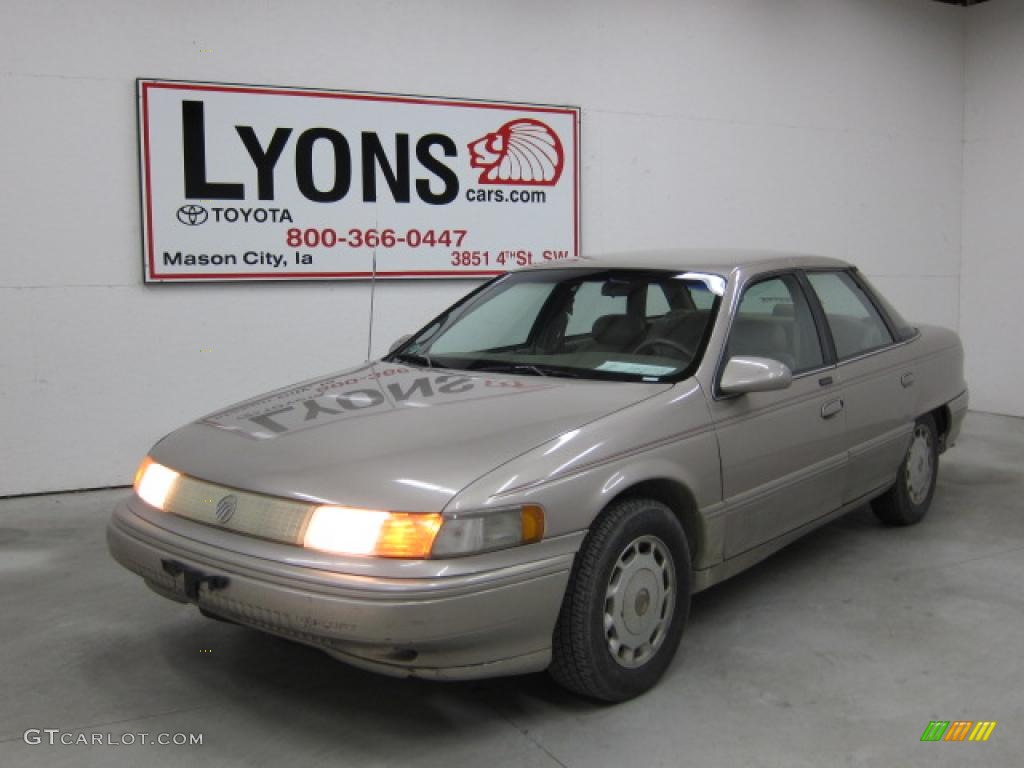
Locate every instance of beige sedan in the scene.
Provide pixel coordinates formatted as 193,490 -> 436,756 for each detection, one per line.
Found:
108,251 -> 967,701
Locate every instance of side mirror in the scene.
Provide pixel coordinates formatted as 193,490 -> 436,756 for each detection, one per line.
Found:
719,356 -> 793,395
388,334 -> 412,354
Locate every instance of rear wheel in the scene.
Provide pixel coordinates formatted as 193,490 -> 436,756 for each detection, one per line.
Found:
872,414 -> 939,526
549,497 -> 691,702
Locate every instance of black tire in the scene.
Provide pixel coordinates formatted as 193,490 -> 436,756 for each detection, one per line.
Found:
549,497 -> 691,702
872,414 -> 939,526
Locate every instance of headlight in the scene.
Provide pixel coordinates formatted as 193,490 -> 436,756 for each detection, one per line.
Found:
303,506 -> 443,558
302,504 -> 544,559
134,457 -> 180,511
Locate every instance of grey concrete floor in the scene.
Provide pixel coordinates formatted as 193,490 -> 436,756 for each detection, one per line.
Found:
1,412 -> 1022,768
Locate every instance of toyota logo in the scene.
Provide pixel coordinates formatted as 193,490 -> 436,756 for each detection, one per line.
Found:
177,204 -> 209,226
215,495 -> 238,524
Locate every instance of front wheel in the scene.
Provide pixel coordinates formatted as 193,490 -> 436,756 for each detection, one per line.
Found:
549,497 -> 691,702
872,414 -> 939,526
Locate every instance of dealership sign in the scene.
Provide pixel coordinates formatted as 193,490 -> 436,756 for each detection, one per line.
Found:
137,79 -> 580,281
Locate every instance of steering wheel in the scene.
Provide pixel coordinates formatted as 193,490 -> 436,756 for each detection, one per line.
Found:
633,337 -> 695,359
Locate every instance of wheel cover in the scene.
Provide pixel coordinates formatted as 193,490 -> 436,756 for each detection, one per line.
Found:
906,424 -> 934,505
603,534 -> 676,669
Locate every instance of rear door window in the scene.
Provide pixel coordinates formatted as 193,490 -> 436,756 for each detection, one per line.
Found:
564,282 -> 627,336
806,271 -> 894,360
645,283 -> 671,319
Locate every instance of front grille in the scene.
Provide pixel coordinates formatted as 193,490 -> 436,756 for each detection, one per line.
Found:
164,475 -> 314,545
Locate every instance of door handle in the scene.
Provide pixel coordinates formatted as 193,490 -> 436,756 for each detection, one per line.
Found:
821,398 -> 844,419
901,372 -> 915,388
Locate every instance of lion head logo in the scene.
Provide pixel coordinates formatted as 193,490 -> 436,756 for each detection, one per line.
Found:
467,119 -> 564,186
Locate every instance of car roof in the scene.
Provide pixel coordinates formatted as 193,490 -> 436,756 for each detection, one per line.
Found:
525,249 -> 850,276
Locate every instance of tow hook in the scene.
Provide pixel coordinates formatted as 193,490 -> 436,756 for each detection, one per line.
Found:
161,559 -> 230,601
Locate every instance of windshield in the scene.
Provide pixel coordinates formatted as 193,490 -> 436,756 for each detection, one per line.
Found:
388,268 -> 724,382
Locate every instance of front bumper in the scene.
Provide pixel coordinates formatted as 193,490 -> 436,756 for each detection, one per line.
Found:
107,500 -> 573,679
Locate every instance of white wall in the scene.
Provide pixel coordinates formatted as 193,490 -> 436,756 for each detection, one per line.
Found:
0,0 -> 967,496
963,0 -> 1024,417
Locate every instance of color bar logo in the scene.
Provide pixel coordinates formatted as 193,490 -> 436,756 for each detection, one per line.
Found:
920,720 -> 997,742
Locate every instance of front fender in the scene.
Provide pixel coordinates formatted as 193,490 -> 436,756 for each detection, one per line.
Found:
444,380 -> 722,561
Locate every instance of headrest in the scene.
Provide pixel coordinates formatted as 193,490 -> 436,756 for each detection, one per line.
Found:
772,303 -> 795,317
592,314 -> 645,348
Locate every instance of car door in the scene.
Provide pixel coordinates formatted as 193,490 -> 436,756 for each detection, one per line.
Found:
707,272 -> 848,559
803,269 -> 915,503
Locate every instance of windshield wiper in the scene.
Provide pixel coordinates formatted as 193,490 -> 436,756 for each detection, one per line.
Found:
390,351 -> 434,369
473,362 -> 583,379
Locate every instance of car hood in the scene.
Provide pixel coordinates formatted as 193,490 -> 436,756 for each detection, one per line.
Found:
150,361 -> 670,511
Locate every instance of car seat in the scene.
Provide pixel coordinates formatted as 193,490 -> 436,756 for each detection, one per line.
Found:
588,314 -> 646,353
